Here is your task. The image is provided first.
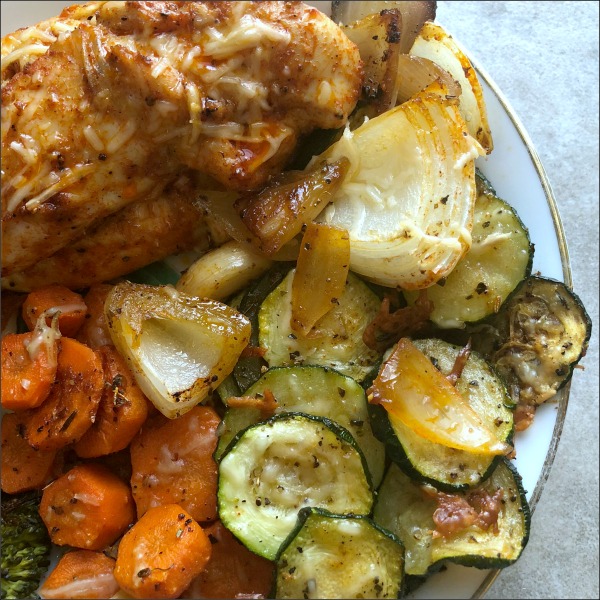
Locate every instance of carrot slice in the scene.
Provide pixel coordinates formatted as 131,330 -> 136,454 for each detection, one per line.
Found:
38,550 -> 119,599
39,463 -> 136,551
74,346 -> 149,458
23,337 -> 103,450
76,284 -> 115,349
130,405 -> 220,522
1,329 -> 58,411
182,520 -> 274,599
1,412 -> 58,493
22,284 -> 87,337
114,503 -> 212,599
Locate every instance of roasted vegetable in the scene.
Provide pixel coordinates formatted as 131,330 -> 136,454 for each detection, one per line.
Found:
275,508 -> 405,599
369,338 -> 514,491
489,276 -> 591,407
105,282 -> 251,418
405,175 -> 533,328
234,158 -> 350,256
409,21 -> 493,152
1,491 -> 51,600
218,413 -> 373,560
259,270 -> 382,382
318,81 -> 484,289
374,459 -> 530,576
368,338 -> 511,456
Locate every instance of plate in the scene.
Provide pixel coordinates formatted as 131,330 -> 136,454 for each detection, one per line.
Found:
0,3 -> 572,599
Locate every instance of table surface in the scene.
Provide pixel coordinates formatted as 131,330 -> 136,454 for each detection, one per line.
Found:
2,2 -> 599,599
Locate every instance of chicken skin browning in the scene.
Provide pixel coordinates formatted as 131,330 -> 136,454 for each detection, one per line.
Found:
1,1 -> 362,281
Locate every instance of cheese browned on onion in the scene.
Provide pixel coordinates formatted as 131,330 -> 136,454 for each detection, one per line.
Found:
318,81 -> 484,290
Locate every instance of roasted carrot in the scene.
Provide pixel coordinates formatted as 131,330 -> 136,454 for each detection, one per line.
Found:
1,328 -> 58,411
76,284 -> 115,349
23,337 -> 103,450
22,284 -> 88,337
129,405 -> 221,522
181,520 -> 274,599
114,503 -> 212,599
39,463 -> 136,551
1,412 -> 58,493
38,550 -> 120,599
73,346 -> 149,458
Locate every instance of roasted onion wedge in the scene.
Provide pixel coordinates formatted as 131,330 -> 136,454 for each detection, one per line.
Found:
409,21 -> 493,153
395,54 -> 461,104
318,80 -> 484,290
340,9 -> 402,115
331,1 -> 436,53
234,158 -> 350,256
105,282 -> 251,419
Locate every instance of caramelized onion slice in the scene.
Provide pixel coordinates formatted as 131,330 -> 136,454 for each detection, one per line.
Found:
105,282 -> 251,419
291,222 -> 350,337
331,1 -> 436,53
409,21 -> 493,153
369,338 -> 510,455
234,158 -> 350,256
341,10 -> 402,115
395,54 -> 461,104
318,81 -> 484,290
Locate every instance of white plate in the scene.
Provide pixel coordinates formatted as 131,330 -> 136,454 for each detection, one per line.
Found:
0,3 -> 572,599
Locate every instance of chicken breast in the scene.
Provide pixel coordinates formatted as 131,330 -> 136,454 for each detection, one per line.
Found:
2,172 -> 227,292
2,1 -> 362,279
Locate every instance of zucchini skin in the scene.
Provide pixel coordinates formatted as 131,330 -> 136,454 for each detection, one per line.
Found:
373,458 -> 530,575
368,402 -> 507,493
217,412 -> 374,561
215,364 -> 386,487
233,262 -> 294,391
492,275 -> 592,399
367,338 -> 514,492
274,507 -> 405,599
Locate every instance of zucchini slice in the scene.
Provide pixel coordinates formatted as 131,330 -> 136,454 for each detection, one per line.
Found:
215,365 -> 386,487
369,338 -> 514,491
258,270 -> 382,382
405,181 -> 532,328
489,276 -> 592,406
275,507 -> 404,599
373,459 -> 530,576
233,262 -> 294,392
218,413 -> 373,560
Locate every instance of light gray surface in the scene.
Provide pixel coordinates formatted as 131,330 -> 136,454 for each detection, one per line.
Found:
437,2 -> 599,599
1,2 -> 598,599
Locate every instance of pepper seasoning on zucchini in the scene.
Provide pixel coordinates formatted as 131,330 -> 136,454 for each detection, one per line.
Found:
404,173 -> 533,328
368,338 -> 514,491
275,508 -> 405,599
217,413 -> 373,561
373,458 -> 530,576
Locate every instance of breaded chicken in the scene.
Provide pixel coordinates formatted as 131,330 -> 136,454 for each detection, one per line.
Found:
1,1 -> 362,280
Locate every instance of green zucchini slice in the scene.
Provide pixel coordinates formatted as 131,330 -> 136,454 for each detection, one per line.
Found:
405,182 -> 532,328
369,338 -> 514,491
218,413 -> 373,560
488,275 -> 592,406
233,262 -> 294,392
373,458 -> 530,576
258,270 -> 382,383
275,508 -> 404,599
215,365 -> 386,487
